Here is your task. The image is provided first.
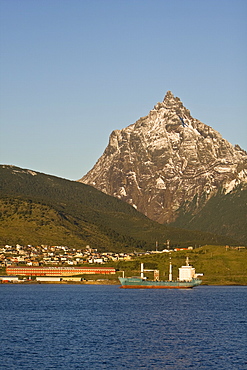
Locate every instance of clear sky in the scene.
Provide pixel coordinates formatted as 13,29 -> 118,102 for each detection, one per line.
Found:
0,0 -> 246,180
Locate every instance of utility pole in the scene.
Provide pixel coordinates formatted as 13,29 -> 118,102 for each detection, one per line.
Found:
167,239 -> 170,250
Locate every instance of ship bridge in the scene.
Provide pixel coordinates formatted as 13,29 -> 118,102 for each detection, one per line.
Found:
178,257 -> 202,282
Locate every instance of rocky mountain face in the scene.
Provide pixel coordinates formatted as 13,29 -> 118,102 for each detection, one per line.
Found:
79,91 -> 247,224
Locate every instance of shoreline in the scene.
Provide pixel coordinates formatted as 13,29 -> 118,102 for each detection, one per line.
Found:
0,280 -> 246,286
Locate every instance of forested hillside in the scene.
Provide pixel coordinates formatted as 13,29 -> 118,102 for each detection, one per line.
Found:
0,165 -> 239,251
171,186 -> 247,245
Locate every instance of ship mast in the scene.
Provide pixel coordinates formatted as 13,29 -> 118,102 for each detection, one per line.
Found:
169,261 -> 172,281
140,263 -> 144,278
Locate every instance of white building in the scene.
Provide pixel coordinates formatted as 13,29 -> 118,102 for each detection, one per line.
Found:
36,277 -> 61,282
0,276 -> 19,282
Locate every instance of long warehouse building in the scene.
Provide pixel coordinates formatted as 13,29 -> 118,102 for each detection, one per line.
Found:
6,266 -> 116,276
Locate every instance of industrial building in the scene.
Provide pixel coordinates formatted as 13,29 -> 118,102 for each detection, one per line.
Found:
6,266 -> 116,276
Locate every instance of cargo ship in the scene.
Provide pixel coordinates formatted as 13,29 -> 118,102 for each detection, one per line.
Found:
118,258 -> 203,289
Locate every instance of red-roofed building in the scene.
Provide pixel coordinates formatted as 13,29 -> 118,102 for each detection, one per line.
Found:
6,266 -> 115,276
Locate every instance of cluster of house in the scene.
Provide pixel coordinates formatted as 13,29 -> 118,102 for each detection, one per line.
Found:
0,243 -> 197,269
0,244 -> 137,267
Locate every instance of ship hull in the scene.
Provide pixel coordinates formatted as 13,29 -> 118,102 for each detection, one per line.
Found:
119,277 -> 202,289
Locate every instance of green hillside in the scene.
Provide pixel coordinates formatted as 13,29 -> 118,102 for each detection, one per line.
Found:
0,165 -> 240,251
171,186 -> 247,245
115,245 -> 247,285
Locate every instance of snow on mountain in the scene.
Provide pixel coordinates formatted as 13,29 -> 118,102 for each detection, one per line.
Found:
79,91 -> 247,224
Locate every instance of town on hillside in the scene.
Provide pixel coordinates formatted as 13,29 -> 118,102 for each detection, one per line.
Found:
0,243 -> 194,268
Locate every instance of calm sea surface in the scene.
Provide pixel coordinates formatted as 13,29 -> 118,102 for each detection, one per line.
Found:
0,285 -> 246,369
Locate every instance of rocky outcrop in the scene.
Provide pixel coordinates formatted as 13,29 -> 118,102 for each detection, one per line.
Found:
79,91 -> 247,224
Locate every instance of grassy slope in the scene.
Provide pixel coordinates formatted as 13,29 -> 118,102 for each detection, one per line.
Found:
0,165 -> 240,250
0,198 -> 113,249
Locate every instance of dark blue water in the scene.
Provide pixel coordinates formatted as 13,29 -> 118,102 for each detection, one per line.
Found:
0,285 -> 246,369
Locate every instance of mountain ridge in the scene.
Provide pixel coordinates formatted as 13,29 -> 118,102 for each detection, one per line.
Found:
79,91 -> 247,241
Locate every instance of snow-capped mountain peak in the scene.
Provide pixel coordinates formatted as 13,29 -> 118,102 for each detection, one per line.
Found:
79,92 -> 247,224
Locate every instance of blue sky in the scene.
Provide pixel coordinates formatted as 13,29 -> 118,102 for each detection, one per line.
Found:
0,0 -> 246,180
